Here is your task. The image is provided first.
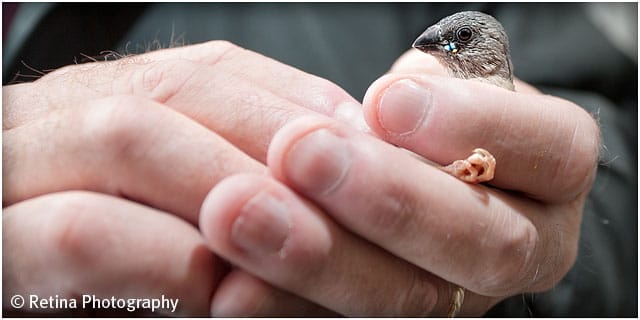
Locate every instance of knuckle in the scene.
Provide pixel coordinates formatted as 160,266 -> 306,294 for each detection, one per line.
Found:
360,182 -> 417,242
198,40 -> 239,57
568,109 -> 600,176
118,59 -> 200,103
531,221 -> 579,292
550,101 -> 601,200
82,95 -> 154,159
45,192 -> 111,268
178,40 -> 243,66
473,219 -> 539,295
572,108 -> 601,180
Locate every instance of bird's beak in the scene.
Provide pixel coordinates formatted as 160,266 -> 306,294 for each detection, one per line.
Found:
412,25 -> 442,52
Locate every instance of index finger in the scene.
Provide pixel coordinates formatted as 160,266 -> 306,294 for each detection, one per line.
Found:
13,41 -> 363,163
362,73 -> 600,203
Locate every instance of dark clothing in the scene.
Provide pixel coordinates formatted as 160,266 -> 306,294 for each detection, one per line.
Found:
3,3 -> 637,317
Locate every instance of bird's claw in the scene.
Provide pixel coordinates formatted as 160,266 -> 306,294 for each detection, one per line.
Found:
441,148 -> 496,184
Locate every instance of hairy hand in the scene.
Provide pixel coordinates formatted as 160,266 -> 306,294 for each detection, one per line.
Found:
3,41 -> 360,316
198,49 -> 600,315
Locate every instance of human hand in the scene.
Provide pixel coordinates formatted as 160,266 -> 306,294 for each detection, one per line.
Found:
3,41 -> 361,316
198,49 -> 600,315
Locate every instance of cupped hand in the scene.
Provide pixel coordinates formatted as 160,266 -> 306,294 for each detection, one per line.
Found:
198,49 -> 600,315
4,41 -> 358,316
3,40 -> 365,222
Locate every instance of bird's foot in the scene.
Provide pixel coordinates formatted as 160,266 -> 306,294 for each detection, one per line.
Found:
441,148 -> 496,184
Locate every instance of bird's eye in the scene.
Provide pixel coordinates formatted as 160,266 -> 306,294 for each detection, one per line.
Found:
456,27 -> 473,42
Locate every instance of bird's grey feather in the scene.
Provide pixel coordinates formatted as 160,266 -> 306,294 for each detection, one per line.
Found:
413,11 -> 514,91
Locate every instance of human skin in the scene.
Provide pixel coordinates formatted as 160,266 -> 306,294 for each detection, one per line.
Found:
199,50 -> 600,315
3,42 -> 599,316
3,41 -> 344,316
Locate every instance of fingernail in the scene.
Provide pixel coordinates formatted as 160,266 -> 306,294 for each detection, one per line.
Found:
231,191 -> 291,255
284,129 -> 352,196
378,79 -> 431,135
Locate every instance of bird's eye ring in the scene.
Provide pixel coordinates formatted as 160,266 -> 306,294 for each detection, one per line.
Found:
456,27 -> 473,42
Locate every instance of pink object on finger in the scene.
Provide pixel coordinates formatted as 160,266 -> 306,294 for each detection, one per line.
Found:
440,148 -> 496,184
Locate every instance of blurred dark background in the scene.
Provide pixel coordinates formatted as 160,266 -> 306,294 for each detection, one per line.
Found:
2,3 -> 637,317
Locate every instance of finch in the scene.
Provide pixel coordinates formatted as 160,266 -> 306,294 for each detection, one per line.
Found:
411,11 -> 515,184
413,11 -> 514,90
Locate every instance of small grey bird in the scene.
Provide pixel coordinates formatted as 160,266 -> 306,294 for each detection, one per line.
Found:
412,11 -> 515,90
409,11 -> 516,185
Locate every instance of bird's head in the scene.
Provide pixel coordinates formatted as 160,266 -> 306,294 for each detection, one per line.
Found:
412,11 -> 514,90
